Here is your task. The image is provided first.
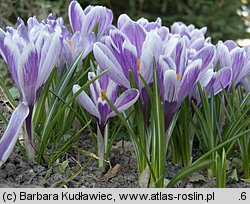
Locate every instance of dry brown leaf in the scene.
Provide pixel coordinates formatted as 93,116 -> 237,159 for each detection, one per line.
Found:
103,164 -> 121,181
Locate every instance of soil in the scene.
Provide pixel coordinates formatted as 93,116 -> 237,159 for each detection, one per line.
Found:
0,92 -> 249,188
0,137 -> 249,188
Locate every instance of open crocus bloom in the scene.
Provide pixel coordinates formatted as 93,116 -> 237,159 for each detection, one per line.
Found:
0,18 -> 62,166
158,36 -> 216,127
73,68 -> 139,134
216,40 -> 250,92
94,24 -> 162,108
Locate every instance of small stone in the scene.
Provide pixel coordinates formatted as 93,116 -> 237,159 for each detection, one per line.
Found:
4,163 -> 15,172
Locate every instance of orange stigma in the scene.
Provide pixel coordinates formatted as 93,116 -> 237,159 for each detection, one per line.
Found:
100,89 -> 106,101
68,39 -> 73,51
137,59 -> 141,73
176,74 -> 182,80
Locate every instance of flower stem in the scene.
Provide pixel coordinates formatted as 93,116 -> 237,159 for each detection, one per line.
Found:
24,106 -> 35,159
97,123 -> 105,171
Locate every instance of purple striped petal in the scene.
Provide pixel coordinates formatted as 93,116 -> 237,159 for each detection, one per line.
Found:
200,27 -> 207,35
217,41 -> 232,68
27,17 -> 39,32
17,17 -> 29,43
0,103 -> 29,167
158,55 -> 176,72
68,0 -> 85,33
140,31 -> 162,86
73,84 -> 100,119
190,38 -> 205,51
37,33 -> 61,89
231,47 -> 246,82
208,67 -> 232,95
171,37 -> 187,76
106,80 -> 119,104
157,27 -> 169,43
1,36 -> 21,90
122,40 -> 138,82
107,29 -> 127,52
178,59 -> 201,102
171,22 -> 181,34
137,17 -> 149,27
105,30 -> 131,80
163,36 -> 180,57
79,5 -> 113,40
71,31 -> 94,63
88,72 -> 101,104
18,43 -> 39,105
144,22 -> 161,32
224,40 -> 237,51
117,14 -> 131,29
163,70 -> 179,103
121,21 -> 146,57
108,88 -> 139,118
93,42 -> 131,89
158,55 -> 176,97
199,69 -> 214,87
193,45 -> 215,72
97,99 -> 110,125
94,7 -> 113,40
98,73 -> 110,91
237,61 -> 250,85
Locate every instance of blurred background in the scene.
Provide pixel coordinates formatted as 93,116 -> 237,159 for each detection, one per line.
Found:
0,0 -> 250,44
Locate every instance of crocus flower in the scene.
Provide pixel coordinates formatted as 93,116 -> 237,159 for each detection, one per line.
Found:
117,14 -> 170,44
0,18 -> 62,166
94,26 -> 162,109
117,14 -> 162,32
27,13 -> 94,75
171,22 -> 211,51
190,67 -> 232,105
158,36 -> 216,127
73,68 -> 139,168
73,68 -> 139,134
68,0 -> 113,41
216,40 -> 250,92
47,1 -> 113,74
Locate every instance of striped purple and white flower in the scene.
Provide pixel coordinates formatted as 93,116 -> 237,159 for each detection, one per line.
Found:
0,18 -> 62,166
73,68 -> 139,134
216,40 -> 250,92
157,36 -> 216,127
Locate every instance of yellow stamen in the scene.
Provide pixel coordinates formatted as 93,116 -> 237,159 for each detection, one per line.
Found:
100,89 -> 106,101
137,59 -> 141,73
176,73 -> 182,80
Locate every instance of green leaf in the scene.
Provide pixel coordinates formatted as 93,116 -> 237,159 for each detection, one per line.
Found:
0,77 -> 16,109
8,87 -> 20,99
150,59 -> 165,187
36,68 -> 109,163
58,160 -> 69,174
166,159 -> 214,188
230,169 -> 238,182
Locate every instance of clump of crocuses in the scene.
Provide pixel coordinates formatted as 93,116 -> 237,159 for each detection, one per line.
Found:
0,0 -> 249,188
0,0 -> 113,166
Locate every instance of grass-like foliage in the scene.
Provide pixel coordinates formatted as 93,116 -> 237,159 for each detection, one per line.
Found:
0,0 -> 249,188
